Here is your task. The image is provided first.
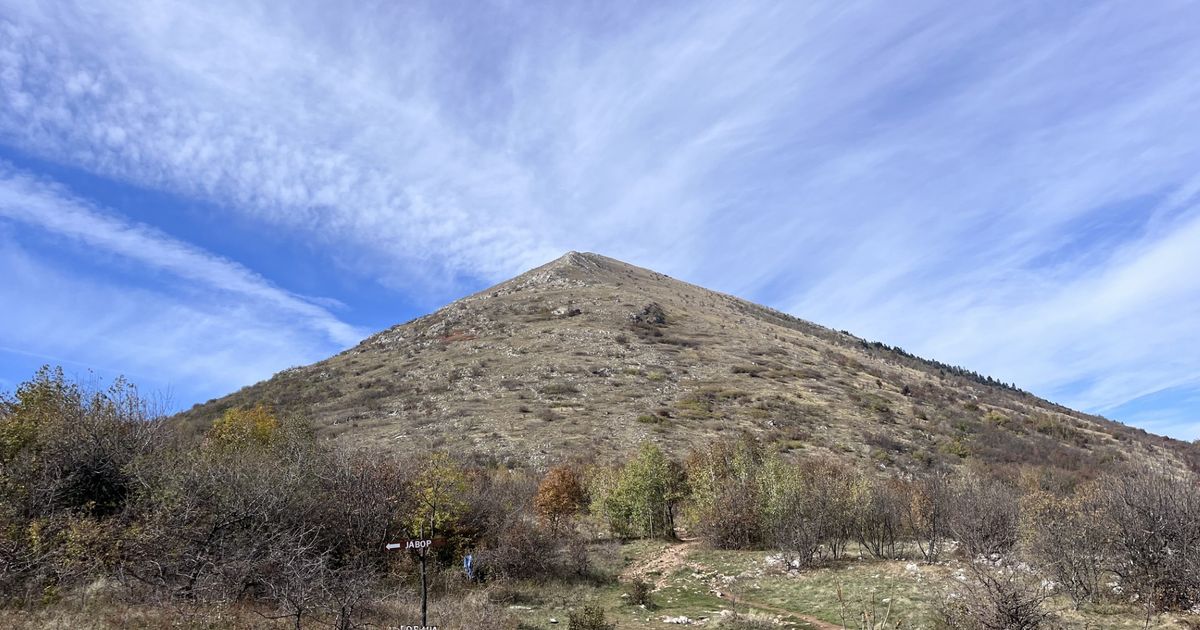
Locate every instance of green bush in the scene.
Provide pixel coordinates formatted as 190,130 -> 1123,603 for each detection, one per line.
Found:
624,578 -> 654,608
569,604 -> 616,630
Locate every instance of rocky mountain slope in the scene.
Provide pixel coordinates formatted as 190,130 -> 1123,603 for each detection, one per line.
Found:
178,252 -> 1196,473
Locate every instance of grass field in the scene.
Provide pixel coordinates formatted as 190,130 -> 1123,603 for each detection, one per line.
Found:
505,540 -> 1199,630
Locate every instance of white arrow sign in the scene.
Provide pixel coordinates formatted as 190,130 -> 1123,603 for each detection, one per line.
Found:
386,539 -> 433,551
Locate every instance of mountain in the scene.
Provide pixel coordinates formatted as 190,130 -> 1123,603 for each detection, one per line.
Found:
178,252 -> 1196,473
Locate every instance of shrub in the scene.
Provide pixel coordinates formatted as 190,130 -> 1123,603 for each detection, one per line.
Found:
1021,483 -> 1107,606
948,473 -> 1019,557
940,562 -> 1057,630
206,403 -> 280,449
1094,466 -> 1200,612
569,604 -> 616,630
624,577 -> 654,608
699,486 -> 763,550
541,383 -> 580,396
0,368 -> 164,604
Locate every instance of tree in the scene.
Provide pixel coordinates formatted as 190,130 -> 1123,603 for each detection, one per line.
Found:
0,366 -> 81,464
768,459 -> 856,567
686,435 -> 768,549
408,451 -> 468,627
535,466 -> 586,534
591,443 -> 684,539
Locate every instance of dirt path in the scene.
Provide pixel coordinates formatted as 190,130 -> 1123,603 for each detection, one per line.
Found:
620,538 -> 702,589
622,538 -> 844,630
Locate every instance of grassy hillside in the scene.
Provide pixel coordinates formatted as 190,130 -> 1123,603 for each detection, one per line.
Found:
178,252 -> 1196,476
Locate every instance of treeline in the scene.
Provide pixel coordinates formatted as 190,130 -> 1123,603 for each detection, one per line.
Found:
3,367 -> 1199,629
856,337 -> 1026,393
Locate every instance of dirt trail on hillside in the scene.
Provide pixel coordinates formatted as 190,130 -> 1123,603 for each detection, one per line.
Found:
621,538 -> 703,589
623,537 -> 843,630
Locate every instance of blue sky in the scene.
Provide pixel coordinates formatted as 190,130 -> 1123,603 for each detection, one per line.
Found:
1,1 -> 1198,439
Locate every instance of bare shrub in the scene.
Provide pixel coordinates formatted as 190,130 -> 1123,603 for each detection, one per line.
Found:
856,477 -> 909,560
940,561 -> 1058,630
476,519 -> 559,580
906,472 -> 952,563
1094,466 -> 1200,612
948,472 -> 1019,557
1021,483 -> 1107,607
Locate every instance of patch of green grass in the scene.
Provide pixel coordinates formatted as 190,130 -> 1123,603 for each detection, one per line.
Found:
687,549 -> 938,626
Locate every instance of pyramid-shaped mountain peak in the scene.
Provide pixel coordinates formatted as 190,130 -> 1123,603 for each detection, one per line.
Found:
178,251 -> 1194,473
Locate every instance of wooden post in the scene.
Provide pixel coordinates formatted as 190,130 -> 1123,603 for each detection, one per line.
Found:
420,520 -> 428,627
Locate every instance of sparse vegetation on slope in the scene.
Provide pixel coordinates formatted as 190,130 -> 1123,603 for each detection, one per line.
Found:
175,252 -> 1198,479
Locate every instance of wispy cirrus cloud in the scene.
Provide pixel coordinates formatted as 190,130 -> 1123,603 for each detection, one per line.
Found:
0,0 -> 1198,436
0,162 -> 363,401
0,164 -> 363,346
0,239 -> 342,399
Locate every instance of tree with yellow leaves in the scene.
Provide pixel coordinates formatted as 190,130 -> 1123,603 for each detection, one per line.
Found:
406,451 -> 468,626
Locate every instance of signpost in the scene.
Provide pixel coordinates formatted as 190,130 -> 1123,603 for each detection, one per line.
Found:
392,452 -> 467,630
386,536 -> 445,627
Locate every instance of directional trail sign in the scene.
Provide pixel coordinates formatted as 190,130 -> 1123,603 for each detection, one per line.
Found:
385,538 -> 440,551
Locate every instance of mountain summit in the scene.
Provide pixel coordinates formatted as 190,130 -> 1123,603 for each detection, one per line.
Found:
180,252 -> 1194,473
